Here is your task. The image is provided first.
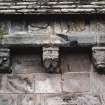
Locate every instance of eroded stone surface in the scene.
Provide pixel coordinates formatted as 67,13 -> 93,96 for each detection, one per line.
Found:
12,54 -> 45,73
61,52 -> 91,73
94,73 -> 105,94
43,94 -> 101,105
10,21 -> 27,33
34,73 -> 62,93
0,94 -> 17,105
5,74 -> 34,93
28,22 -> 49,34
62,73 -> 90,93
17,94 -> 40,105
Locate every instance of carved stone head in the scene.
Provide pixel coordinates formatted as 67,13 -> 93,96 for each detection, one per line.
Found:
0,48 -> 10,73
42,47 -> 60,73
92,47 -> 105,72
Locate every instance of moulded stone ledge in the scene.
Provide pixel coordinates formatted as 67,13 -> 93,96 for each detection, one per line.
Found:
1,32 -> 97,47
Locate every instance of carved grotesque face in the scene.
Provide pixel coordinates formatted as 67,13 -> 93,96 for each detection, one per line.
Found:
43,47 -> 60,73
0,48 -> 10,72
92,47 -> 105,70
43,58 -> 59,73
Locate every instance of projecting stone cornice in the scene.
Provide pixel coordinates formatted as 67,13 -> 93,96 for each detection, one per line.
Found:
1,32 -> 97,47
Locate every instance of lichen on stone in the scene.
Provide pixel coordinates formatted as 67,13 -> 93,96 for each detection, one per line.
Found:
0,23 -> 8,39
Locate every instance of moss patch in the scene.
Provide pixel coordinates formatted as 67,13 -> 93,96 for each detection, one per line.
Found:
0,29 -> 8,39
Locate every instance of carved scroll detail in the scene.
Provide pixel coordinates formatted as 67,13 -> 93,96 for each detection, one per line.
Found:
92,47 -> 105,73
42,47 -> 60,73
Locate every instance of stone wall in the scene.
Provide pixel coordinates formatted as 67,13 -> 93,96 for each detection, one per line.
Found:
0,15 -> 105,105
0,0 -> 105,14
0,47 -> 103,105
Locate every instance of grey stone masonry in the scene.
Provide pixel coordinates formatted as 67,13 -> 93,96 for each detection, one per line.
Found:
0,0 -> 105,14
0,48 -> 103,104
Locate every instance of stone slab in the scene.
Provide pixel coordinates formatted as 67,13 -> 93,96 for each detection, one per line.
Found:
43,94 -> 101,105
0,94 -> 17,105
56,32 -> 97,46
2,32 -> 97,47
97,33 -> 105,44
0,74 -> 10,93
12,54 -> 45,73
61,53 -> 91,73
4,74 -> 34,93
94,73 -> 105,94
17,94 -> 41,105
62,73 -> 90,93
2,34 -> 50,46
34,73 -> 62,93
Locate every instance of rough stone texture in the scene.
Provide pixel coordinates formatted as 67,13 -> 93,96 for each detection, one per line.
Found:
0,93 -> 101,105
10,21 -> 27,34
92,47 -> 105,72
34,73 -> 62,93
0,17 -> 100,47
28,22 -> 49,34
17,94 -> 40,105
62,73 -> 90,93
1,16 -> 105,46
0,52 -> 104,104
0,0 -> 104,14
43,94 -> 101,105
12,54 -> 45,73
0,94 -> 17,105
5,74 -> 34,93
0,74 -> 34,94
0,8 -> 104,105
56,33 -> 96,46
94,73 -> 105,94
60,52 -> 92,73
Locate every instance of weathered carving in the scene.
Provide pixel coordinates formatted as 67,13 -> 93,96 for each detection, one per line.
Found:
0,48 -> 11,73
42,47 -> 60,73
92,47 -> 105,73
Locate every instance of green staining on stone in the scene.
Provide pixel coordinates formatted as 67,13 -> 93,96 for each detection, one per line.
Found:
0,29 -> 7,39
0,29 -> 7,35
0,22 -> 9,39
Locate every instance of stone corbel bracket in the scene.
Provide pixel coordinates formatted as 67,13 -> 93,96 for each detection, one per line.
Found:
0,48 -> 11,73
42,46 -> 60,73
92,47 -> 105,73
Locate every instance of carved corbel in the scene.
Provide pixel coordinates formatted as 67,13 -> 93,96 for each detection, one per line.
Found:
92,47 -> 105,73
42,47 -> 60,73
0,48 -> 11,73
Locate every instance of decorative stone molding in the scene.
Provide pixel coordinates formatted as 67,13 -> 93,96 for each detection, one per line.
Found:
92,47 -> 105,72
42,47 -> 60,73
0,48 -> 11,73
